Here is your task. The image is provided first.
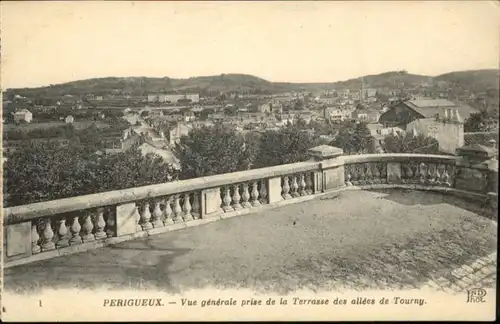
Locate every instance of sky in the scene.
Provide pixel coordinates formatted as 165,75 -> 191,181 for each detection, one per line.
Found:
1,1 -> 499,89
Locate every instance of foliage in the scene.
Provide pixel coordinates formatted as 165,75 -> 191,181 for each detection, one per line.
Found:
464,111 -> 488,132
3,144 -> 177,207
252,124 -> 315,168
4,124 -> 76,140
382,132 -> 439,154
174,124 -> 255,179
329,122 -> 375,154
4,120 -> 129,151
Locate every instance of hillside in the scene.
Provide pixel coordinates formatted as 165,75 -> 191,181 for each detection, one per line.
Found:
435,69 -> 500,93
4,69 -> 499,99
331,71 -> 432,90
5,74 -> 308,98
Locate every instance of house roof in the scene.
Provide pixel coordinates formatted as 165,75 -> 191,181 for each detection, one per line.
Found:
14,109 -> 31,114
138,143 -> 180,167
404,99 -> 478,119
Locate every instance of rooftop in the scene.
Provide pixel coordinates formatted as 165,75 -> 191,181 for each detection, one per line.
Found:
404,99 -> 478,119
4,189 -> 496,294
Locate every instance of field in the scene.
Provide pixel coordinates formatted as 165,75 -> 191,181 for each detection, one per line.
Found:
3,120 -> 111,132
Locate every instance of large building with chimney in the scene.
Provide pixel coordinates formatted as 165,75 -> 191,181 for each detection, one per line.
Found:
147,93 -> 200,104
378,99 -> 478,129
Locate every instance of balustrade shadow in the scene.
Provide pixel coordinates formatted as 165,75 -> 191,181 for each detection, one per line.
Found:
366,188 -> 495,219
3,238 -> 192,293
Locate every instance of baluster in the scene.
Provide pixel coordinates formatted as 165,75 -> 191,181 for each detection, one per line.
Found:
449,165 -> 456,187
56,218 -> 70,248
434,164 -> 442,185
351,165 -> 359,185
82,213 -> 95,242
259,180 -> 268,204
359,164 -> 367,185
31,222 -> 41,254
419,162 -> 426,184
222,187 -> 234,212
345,166 -> 352,186
134,204 -> 142,232
241,183 -> 252,208
304,173 -> 313,194
69,215 -> 82,245
183,193 -> 193,220
152,200 -> 164,228
298,174 -> 307,196
41,218 -> 56,251
373,163 -> 381,184
413,163 -> 420,184
282,176 -> 292,199
441,165 -> 451,187
140,202 -> 153,230
400,164 -> 408,184
232,184 -> 242,210
406,163 -> 414,183
426,163 -> 435,185
365,164 -> 373,184
291,175 -> 300,197
94,208 -> 107,239
106,209 -> 116,238
172,195 -> 183,222
380,163 -> 388,184
191,192 -> 201,219
163,197 -> 174,225
250,181 -> 261,206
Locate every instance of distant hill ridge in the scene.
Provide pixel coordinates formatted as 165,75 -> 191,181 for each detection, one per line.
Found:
5,69 -> 499,98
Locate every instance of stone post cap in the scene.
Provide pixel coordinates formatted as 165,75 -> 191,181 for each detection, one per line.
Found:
456,144 -> 497,160
308,145 -> 343,160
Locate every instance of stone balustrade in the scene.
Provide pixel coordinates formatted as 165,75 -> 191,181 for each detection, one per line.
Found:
3,145 -> 497,267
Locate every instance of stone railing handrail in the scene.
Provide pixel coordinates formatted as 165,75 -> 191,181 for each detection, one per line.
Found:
3,160 -> 320,225
323,153 -> 460,169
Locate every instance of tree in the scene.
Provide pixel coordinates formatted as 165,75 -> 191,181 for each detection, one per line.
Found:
464,111 -> 488,132
329,122 -> 375,154
3,143 -> 176,207
140,111 -> 150,118
174,124 -> 255,179
253,125 -> 315,168
382,132 -> 439,154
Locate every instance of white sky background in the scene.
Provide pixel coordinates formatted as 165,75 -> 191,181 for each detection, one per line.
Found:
1,1 -> 499,89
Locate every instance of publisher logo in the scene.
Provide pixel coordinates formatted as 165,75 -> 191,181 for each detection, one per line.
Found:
466,288 -> 487,303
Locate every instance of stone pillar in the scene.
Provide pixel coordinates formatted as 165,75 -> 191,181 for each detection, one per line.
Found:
267,177 -> 284,204
115,203 -> 139,236
387,162 -> 402,184
4,221 -> 32,261
308,145 -> 344,192
201,187 -> 223,218
455,144 -> 498,194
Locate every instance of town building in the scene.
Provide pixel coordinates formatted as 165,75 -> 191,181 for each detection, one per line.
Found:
324,107 -> 345,122
406,109 -> 465,155
378,99 -> 478,129
352,108 -> 380,123
163,122 -> 193,145
65,115 -> 74,124
148,93 -> 200,104
13,109 -> 33,123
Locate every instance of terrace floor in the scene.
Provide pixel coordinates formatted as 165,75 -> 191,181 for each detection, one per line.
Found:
4,189 -> 497,294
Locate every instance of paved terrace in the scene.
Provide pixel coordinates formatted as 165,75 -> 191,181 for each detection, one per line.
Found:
4,189 -> 497,294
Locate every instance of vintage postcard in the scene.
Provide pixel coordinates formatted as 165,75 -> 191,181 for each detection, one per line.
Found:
1,1 -> 498,322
